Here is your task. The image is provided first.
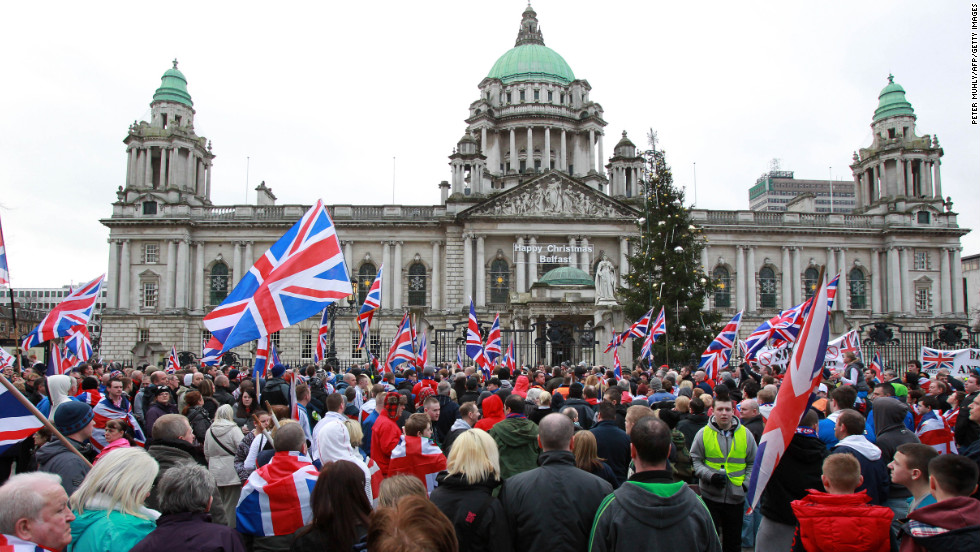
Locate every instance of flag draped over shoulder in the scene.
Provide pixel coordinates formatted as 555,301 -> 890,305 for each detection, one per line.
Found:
91,397 -> 145,451
22,275 -> 104,350
0,384 -> 44,455
204,200 -> 351,353
388,435 -> 447,495
746,270 -> 830,509
0,534 -> 48,552
236,452 -> 319,536
916,410 -> 957,455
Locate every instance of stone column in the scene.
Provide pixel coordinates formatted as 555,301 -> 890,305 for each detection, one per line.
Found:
940,247 -> 952,313
381,241 -> 395,309
836,249 -> 848,311
560,129 -> 567,171
924,161 -> 934,197
791,247 -> 802,304
781,246 -> 792,309
515,237 -> 526,293
870,249 -> 882,314
897,159 -> 906,196
197,161 -> 206,196
462,234 -> 473,302
431,241 -> 441,310
176,239 -> 189,309
232,242 -> 242,286
746,246 -> 756,313
393,241 -> 403,309
186,152 -> 195,192
543,127 -> 551,170
580,237 -> 590,272
118,240 -> 131,310
568,236 -> 577,268
158,148 -> 168,189
195,242 -> 205,311
480,127 -> 487,155
933,160 -> 942,198
476,236 -> 486,307
165,240 -> 177,309
244,241 -> 253,272
527,127 -> 534,170
205,163 -> 212,198
899,247 -> 911,314
168,147 -> 177,187
887,247 -> 901,313
619,237 -> 629,287
125,148 -> 134,187
509,130 -> 516,172
143,147 -> 153,188
735,246 -> 746,311
528,236 -> 538,287
588,129 -> 595,172
597,132 -> 604,171
952,247 -> 964,313
905,159 -> 913,195
107,239 -> 119,309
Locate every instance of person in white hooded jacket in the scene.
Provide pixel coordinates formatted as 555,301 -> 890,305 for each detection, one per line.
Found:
317,416 -> 377,506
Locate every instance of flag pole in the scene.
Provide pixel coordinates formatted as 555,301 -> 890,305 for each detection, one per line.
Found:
7,288 -> 20,371
0,373 -> 92,468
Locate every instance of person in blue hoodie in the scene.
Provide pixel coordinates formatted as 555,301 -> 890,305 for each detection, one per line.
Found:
831,409 -> 889,505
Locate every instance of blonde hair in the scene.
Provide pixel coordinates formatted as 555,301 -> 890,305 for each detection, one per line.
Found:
625,405 -> 655,426
343,418 -> 364,447
675,396 -> 691,413
538,391 -> 552,407
823,453 -> 862,491
70,448 -> 159,518
572,429 -> 603,472
679,380 -> 694,390
378,475 -> 427,508
446,429 -> 500,484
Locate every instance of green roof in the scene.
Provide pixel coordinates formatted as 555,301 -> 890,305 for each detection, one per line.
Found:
538,266 -> 593,286
873,74 -> 913,122
153,60 -> 193,107
488,44 -> 575,85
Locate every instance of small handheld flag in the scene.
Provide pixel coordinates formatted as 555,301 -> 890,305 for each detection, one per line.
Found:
166,345 -> 179,374
357,265 -> 383,349
466,299 -> 482,359
485,314 -> 502,361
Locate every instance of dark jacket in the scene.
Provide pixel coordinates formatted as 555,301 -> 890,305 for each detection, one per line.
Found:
591,420 -> 631,487
145,401 -> 178,439
459,391 -> 482,405
677,413 -> 708,449
186,405 -> 212,444
588,469 -> 721,552
833,436 -> 890,506
759,432 -> 828,525
131,512 -> 245,552
435,394 -> 460,443
146,440 -> 227,526
213,387 -> 236,407
563,397 -> 596,430
430,473 -> 511,552
955,391 -> 980,448
499,451 -> 613,552
741,415 -> 765,443
489,415 -> 540,480
262,377 -> 290,406
35,437 -> 94,495
873,397 -> 919,501
290,526 -> 366,552
899,496 -> 980,552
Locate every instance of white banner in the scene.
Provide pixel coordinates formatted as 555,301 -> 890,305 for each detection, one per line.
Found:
754,330 -> 861,372
919,347 -> 980,379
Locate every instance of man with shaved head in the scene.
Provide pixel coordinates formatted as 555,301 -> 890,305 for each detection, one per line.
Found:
500,414 -> 613,552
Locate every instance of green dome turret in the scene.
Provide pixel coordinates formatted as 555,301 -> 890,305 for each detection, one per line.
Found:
538,266 -> 594,286
873,74 -> 913,122
153,60 -> 193,107
487,5 -> 575,85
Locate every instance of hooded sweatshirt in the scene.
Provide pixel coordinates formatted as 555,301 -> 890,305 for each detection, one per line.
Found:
475,394 -> 505,432
690,415 -> 757,504
873,397 -> 919,500
318,419 -> 376,505
588,470 -> 721,552
47,374 -> 75,420
833,434 -> 889,505
899,496 -> 980,552
489,414 -> 540,480
512,376 -> 530,399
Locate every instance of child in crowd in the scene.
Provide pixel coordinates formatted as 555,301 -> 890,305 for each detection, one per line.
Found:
887,443 -> 938,517
898,454 -> 980,551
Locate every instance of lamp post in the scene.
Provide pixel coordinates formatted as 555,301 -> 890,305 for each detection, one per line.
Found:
325,275 -> 359,369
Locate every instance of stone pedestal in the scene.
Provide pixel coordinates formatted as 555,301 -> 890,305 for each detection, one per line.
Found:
594,305 -> 632,369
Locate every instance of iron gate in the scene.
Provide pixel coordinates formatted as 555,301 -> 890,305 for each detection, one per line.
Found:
432,319 -> 596,369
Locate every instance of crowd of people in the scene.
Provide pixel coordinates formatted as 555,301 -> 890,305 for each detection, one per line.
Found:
1,352 -> 979,552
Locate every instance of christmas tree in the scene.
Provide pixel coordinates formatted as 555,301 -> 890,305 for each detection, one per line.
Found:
619,130 -> 721,368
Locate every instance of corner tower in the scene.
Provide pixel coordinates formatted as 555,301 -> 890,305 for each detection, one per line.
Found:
447,5 -> 607,202
850,75 -> 944,214
119,61 -> 215,207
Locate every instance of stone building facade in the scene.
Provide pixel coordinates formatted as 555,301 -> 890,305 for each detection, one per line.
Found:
99,6 -> 969,368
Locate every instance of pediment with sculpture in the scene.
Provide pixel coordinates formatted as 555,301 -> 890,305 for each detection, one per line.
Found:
460,173 -> 639,220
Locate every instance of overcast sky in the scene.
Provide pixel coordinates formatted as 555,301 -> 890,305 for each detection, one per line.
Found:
1,0 -> 976,288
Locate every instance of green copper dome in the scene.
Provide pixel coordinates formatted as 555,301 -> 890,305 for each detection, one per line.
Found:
153,60 -> 193,107
873,74 -> 913,122
488,44 -> 575,85
538,266 -> 593,286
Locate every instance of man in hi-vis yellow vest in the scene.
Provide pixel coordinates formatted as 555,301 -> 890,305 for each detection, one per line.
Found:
691,389 -> 757,552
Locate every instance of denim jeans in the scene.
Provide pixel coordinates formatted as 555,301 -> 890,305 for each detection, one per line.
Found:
741,498 -> 762,548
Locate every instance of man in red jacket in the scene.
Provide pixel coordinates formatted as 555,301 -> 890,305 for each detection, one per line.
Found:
371,393 -> 404,477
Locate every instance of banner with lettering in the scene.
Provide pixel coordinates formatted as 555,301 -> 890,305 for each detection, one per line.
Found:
919,347 -> 980,379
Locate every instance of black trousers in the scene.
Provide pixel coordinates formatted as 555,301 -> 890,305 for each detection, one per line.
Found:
703,497 -> 744,552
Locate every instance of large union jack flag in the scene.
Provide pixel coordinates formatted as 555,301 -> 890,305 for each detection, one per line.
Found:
699,310 -> 743,381
386,313 -> 416,371
415,331 -> 428,370
639,307 -> 667,362
604,330 -> 626,353
466,298 -> 483,360
22,274 -> 104,350
627,309 -> 654,339
64,324 -> 93,362
484,313 -> 502,361
869,351 -> 885,383
920,347 -> 958,372
0,214 -> 10,287
357,265 -> 383,349
314,309 -> 330,363
204,200 -> 351,353
743,275 -> 839,361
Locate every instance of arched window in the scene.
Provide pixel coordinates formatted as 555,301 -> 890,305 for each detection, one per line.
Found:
209,262 -> 229,306
849,268 -> 867,310
358,263 -> 377,306
759,267 -> 777,309
407,263 -> 427,307
713,266 -> 731,308
803,267 -> 820,300
490,259 -> 510,304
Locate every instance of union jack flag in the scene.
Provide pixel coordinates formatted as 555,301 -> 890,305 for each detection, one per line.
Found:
385,313 -> 416,371
253,335 -> 271,381
201,336 -> 222,367
747,270 -> 830,509
204,200 -> 351,353
46,342 -> 69,376
916,410 -> 957,455
869,351 -> 885,383
825,330 -> 861,367
699,310 -> 744,381
22,274 -> 104,350
0,214 -> 10,287
91,396 -> 146,451
236,452 -> 319,536
466,298 -> 483,360
920,347 -> 957,373
743,275 -> 840,360
416,332 -> 428,370
0,346 -> 15,368
357,265 -> 383,349
388,435 -> 447,495
476,349 -> 493,380
485,313 -> 502,361
503,341 -> 516,373
0,384 -> 44,456
627,309 -> 654,339
454,347 -> 463,372
613,348 -> 622,379
166,344 -> 180,374
604,329 -> 626,353
269,341 -> 283,370
64,325 -> 93,363
314,309 -> 330,363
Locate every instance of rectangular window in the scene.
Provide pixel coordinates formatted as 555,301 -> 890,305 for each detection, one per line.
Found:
141,282 -> 158,309
138,329 -> 150,342
142,201 -> 158,215
519,90 -> 525,102
143,243 -> 159,264
913,250 -> 929,270
548,91 -> 553,102
560,93 -> 565,104
533,89 -> 539,101
349,330 -> 381,359
202,330 -> 212,346
301,332 -> 313,361
915,287 -> 931,313
270,332 -> 281,350
506,92 -> 511,103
